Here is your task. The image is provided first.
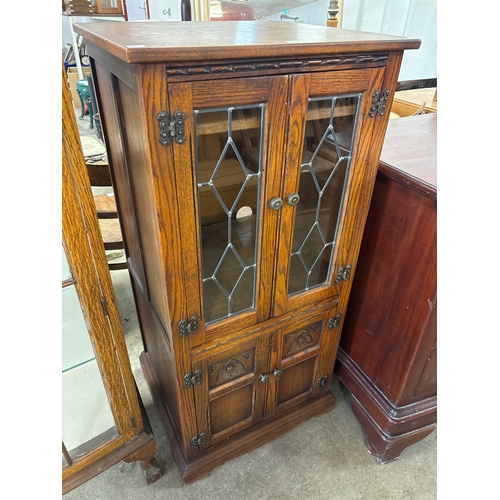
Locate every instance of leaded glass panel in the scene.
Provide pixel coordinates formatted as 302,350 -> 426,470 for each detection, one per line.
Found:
195,105 -> 264,324
288,94 -> 362,296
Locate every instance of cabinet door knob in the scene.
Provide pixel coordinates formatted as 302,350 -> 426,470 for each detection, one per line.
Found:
270,197 -> 283,210
287,193 -> 300,206
273,368 -> 283,378
260,374 -> 270,382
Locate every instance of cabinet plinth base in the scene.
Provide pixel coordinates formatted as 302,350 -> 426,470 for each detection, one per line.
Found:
349,395 -> 436,464
335,348 -> 436,463
140,351 -> 336,484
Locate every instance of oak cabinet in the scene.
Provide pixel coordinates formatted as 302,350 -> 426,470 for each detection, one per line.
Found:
74,20 -> 419,483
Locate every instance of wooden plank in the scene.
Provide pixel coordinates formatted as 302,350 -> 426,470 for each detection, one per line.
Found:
74,21 -> 420,64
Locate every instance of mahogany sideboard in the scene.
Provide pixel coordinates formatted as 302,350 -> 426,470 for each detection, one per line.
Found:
335,112 -> 437,463
73,20 -> 419,483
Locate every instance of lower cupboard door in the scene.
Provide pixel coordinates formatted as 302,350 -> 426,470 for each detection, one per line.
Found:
191,333 -> 270,450
266,311 -> 340,418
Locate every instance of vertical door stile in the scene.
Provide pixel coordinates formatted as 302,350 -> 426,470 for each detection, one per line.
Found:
273,74 -> 311,318
168,82 -> 206,348
191,355 -> 209,451
166,81 -> 204,459
257,75 -> 290,322
330,66 -> 386,320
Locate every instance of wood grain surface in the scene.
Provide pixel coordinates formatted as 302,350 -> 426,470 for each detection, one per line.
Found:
74,21 -> 420,64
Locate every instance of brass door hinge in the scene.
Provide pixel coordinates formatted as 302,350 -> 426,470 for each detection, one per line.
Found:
179,316 -> 199,338
316,375 -> 329,389
328,314 -> 341,330
157,110 -> 186,146
369,89 -> 390,118
191,432 -> 207,448
335,265 -> 351,284
184,370 -> 202,389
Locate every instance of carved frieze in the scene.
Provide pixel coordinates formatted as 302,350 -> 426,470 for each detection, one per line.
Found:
165,54 -> 389,78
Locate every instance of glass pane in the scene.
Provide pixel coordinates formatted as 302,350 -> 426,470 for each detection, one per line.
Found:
288,94 -> 362,296
100,0 -> 118,8
62,285 -> 117,460
195,105 -> 264,324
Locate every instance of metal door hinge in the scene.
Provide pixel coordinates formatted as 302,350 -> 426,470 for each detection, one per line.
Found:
328,314 -> 342,330
369,89 -> 390,118
191,432 -> 207,448
316,375 -> 329,389
179,316 -> 199,338
335,265 -> 351,284
184,369 -> 202,389
157,110 -> 186,146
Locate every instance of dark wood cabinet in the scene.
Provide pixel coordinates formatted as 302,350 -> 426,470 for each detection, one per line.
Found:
335,113 -> 437,463
74,20 -> 419,483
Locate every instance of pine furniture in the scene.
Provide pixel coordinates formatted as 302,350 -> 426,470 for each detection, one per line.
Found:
73,20 -> 420,483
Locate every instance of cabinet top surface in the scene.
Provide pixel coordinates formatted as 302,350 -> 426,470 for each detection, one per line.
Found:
380,113 -> 437,192
73,21 -> 420,64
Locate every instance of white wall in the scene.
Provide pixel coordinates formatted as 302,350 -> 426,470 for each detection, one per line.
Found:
63,0 -> 436,81
261,0 -> 436,81
148,0 -> 182,21
342,0 -> 437,81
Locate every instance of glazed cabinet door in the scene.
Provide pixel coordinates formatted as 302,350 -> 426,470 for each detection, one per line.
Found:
191,334 -> 270,451
265,310 -> 342,418
273,68 -> 385,316
168,76 -> 289,346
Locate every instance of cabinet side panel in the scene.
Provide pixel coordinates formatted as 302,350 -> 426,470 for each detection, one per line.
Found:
116,79 -> 171,331
411,305 -> 437,401
340,172 -> 437,407
92,62 -> 149,295
133,279 -> 183,439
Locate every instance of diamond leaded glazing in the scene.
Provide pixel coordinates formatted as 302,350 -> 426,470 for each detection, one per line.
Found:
288,94 -> 362,296
195,105 -> 264,324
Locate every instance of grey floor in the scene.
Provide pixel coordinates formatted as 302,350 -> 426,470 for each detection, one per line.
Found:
67,108 -> 437,500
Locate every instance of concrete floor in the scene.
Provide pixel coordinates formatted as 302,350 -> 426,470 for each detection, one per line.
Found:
67,108 -> 437,500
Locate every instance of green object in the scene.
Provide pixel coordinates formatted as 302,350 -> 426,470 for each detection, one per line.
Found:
76,79 -> 94,129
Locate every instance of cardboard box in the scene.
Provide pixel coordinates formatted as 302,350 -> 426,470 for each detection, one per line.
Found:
67,66 -> 92,108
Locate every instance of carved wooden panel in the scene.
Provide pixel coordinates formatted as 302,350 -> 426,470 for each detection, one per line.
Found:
208,348 -> 255,390
282,320 -> 323,360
